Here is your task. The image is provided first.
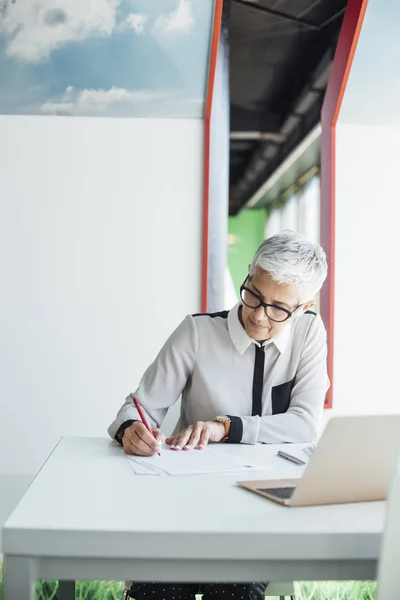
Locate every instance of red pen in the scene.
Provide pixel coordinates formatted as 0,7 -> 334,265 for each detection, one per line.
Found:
133,397 -> 161,456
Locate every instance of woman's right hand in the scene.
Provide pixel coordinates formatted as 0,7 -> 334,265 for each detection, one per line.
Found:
122,422 -> 164,456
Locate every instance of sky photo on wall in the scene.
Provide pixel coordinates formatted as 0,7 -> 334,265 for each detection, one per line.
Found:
0,0 -> 214,118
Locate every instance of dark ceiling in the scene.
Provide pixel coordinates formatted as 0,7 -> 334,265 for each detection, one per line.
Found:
228,0 -> 348,215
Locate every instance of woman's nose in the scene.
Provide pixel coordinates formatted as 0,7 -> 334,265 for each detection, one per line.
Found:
253,305 -> 266,321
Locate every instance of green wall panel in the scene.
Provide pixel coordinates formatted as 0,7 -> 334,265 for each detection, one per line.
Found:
227,208 -> 266,297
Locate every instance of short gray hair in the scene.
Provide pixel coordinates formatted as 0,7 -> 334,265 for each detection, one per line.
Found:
249,230 -> 328,302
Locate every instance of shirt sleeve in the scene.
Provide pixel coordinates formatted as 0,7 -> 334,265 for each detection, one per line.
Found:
107,315 -> 198,440
230,314 -> 330,444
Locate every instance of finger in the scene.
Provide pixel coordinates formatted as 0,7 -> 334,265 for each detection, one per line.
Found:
135,424 -> 160,453
124,429 -> 157,456
122,422 -> 159,456
184,421 -> 204,450
152,428 -> 163,440
172,426 -> 193,451
128,444 -> 153,457
122,438 -> 136,455
197,428 -> 211,450
123,435 -> 154,457
165,436 -> 177,447
152,429 -> 165,446
124,422 -> 158,453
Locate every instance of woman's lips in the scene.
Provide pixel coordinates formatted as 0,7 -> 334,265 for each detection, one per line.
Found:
249,319 -> 267,330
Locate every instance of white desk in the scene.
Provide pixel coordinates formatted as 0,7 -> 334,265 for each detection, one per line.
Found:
2,437 -> 385,600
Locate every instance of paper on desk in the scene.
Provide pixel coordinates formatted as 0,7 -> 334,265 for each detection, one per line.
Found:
127,460 -> 164,476
126,445 -> 269,476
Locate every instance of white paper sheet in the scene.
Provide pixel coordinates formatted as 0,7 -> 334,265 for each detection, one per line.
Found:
127,460 -> 164,476
126,445 -> 269,476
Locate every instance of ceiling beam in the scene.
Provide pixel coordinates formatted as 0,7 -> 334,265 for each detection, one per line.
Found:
233,1 -> 346,33
245,124 -> 322,209
230,131 -> 284,142
231,43 -> 335,210
231,105 -> 282,133
232,0 -> 320,31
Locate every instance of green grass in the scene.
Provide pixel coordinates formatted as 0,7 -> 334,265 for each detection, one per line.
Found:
296,581 -> 376,600
0,568 -> 377,600
0,576 -> 125,600
35,580 -> 124,600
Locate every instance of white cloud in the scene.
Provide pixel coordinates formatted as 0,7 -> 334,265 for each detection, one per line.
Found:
123,13 -> 148,34
0,0 -> 121,63
152,0 -> 194,36
40,86 -> 172,116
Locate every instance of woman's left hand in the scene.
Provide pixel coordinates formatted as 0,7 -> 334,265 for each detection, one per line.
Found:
165,420 -> 226,451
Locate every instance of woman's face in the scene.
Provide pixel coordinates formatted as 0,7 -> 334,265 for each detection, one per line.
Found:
240,269 -> 314,342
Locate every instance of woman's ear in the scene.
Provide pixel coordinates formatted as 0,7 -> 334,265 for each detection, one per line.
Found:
293,301 -> 316,321
301,301 -> 316,314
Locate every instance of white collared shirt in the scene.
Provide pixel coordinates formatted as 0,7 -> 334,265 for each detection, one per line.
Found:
108,303 -> 330,444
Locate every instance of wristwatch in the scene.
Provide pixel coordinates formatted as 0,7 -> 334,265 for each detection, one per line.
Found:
215,416 -> 231,441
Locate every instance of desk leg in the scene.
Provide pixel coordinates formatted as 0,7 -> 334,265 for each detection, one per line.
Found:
3,555 -> 37,600
58,580 -> 76,600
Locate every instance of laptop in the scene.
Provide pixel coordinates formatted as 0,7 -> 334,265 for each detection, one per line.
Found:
238,414 -> 400,507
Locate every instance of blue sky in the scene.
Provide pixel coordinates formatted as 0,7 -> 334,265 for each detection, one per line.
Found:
0,0 -> 214,117
339,0 -> 400,125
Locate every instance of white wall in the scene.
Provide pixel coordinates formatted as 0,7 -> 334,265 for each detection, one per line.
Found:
0,116 -> 203,539
329,124 -> 400,418
327,0 -> 400,419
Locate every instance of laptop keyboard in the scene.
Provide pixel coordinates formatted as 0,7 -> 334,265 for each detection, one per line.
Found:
256,486 -> 295,500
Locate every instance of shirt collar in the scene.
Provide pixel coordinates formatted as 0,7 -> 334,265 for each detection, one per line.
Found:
227,302 -> 292,356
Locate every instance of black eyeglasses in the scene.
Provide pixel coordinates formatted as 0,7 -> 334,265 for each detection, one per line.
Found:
240,277 -> 302,323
